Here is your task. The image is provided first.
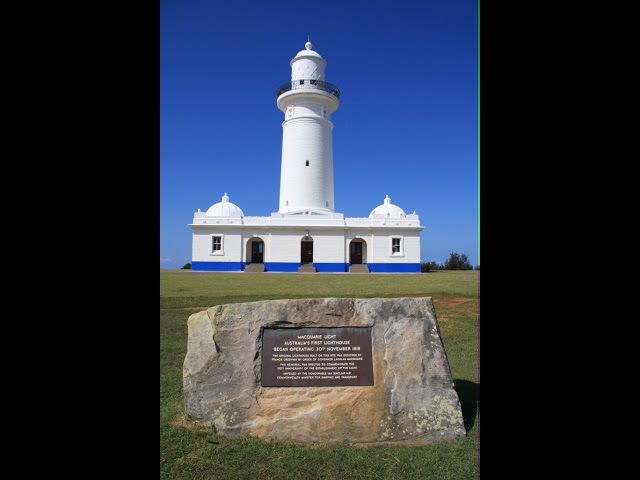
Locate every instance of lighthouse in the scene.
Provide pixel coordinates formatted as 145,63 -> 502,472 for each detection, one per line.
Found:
189,40 -> 423,273
276,41 -> 340,214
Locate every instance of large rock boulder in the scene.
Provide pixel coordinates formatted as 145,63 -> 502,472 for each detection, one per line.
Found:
183,297 -> 465,444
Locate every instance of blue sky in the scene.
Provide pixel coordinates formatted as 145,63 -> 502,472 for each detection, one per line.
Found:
160,0 -> 478,269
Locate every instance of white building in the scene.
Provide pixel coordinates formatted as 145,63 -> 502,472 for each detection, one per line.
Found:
189,41 -> 423,273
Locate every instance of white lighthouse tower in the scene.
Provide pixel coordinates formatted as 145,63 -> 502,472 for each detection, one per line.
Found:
276,41 -> 340,214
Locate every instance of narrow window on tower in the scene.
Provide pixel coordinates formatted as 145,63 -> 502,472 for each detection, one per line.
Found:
326,201 -> 329,207
305,160 -> 309,166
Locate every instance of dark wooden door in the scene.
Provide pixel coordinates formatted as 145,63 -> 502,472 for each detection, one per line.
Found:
251,241 -> 264,263
350,242 -> 362,264
301,241 -> 313,264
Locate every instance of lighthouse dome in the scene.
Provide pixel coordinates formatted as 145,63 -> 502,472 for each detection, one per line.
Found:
369,195 -> 407,219
206,193 -> 244,217
290,40 -> 327,80
292,41 -> 325,61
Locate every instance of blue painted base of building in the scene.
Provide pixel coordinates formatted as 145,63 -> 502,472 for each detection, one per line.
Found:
192,261 -> 244,271
368,263 -> 421,273
305,263 -> 347,273
263,262 -> 301,272
263,262 -> 350,272
192,261 -> 420,273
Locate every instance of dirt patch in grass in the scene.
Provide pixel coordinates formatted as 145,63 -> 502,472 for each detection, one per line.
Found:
171,413 -> 213,433
436,296 -> 476,308
432,296 -> 478,333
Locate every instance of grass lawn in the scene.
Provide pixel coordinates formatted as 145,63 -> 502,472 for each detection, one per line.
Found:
160,270 -> 479,479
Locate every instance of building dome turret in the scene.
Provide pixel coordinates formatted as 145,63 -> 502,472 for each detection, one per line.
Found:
206,193 -> 244,217
369,195 -> 407,219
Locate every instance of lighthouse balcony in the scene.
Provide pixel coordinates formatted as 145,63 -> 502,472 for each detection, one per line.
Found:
276,80 -> 340,99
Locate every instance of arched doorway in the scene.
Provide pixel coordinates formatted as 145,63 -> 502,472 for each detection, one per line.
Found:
301,236 -> 314,265
349,239 -> 367,265
246,237 -> 265,264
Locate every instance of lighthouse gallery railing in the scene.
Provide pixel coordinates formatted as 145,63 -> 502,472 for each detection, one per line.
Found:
276,79 -> 340,99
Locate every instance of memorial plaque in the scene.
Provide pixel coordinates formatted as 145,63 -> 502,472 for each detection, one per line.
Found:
261,327 -> 374,387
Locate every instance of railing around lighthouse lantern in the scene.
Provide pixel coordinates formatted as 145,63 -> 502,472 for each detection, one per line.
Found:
276,79 -> 340,99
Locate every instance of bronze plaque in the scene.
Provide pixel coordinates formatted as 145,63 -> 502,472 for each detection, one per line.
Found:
261,327 -> 374,387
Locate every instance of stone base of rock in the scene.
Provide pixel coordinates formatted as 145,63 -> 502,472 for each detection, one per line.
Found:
183,297 -> 465,444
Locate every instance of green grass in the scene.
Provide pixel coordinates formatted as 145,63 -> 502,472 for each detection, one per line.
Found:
160,270 -> 479,479
160,270 -> 478,309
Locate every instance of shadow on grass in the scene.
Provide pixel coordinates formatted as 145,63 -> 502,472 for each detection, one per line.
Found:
453,379 -> 479,431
